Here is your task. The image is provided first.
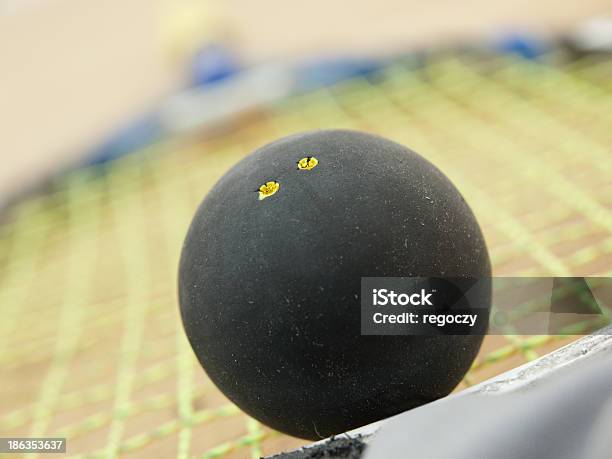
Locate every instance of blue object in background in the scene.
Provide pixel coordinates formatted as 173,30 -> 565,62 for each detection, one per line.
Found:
85,43 -> 240,167
190,43 -> 241,87
295,57 -> 384,91
85,114 -> 163,166
494,33 -> 548,59
83,53 -> 387,167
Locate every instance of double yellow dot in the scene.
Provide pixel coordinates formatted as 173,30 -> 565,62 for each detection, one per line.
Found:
258,156 -> 318,201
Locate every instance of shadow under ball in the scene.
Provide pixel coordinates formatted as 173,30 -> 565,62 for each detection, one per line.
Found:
179,130 -> 491,440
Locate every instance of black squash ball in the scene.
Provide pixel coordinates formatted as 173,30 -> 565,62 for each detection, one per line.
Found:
179,130 -> 491,440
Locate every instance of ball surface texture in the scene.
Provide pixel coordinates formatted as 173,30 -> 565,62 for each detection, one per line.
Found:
179,130 -> 491,439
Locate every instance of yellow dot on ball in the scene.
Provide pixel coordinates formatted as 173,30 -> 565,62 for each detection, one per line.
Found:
297,156 -> 318,170
258,181 -> 280,200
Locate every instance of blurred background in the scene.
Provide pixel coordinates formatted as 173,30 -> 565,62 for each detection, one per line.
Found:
1,1 -> 612,458
2,0 -> 612,203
